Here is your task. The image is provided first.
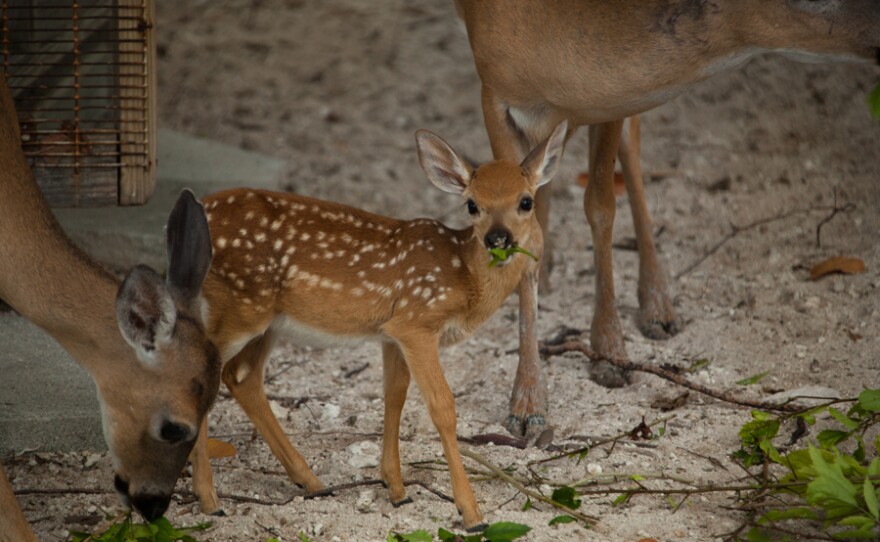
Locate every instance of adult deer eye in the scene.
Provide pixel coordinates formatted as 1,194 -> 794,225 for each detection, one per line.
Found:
466,199 -> 479,215
519,196 -> 534,212
159,422 -> 190,444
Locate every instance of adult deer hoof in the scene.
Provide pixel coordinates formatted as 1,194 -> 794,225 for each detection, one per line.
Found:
505,413 -> 545,438
638,314 -> 682,341
590,361 -> 632,388
391,496 -> 413,508
465,523 -> 489,533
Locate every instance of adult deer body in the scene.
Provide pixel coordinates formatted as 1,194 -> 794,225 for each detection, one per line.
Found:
188,123 -> 567,530
0,80 -> 220,539
455,0 -> 880,433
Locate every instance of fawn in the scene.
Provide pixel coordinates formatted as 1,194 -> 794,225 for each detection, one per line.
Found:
187,122 -> 567,529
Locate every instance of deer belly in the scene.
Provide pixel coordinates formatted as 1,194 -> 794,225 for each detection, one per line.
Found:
268,314 -> 371,349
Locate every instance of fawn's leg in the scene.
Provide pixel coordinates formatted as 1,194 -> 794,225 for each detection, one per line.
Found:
585,121 -> 631,387
506,266 -> 547,437
222,332 -> 323,492
482,86 -> 549,436
0,464 -> 39,542
380,341 -> 411,505
391,330 -> 484,530
618,116 -> 682,340
189,417 -> 222,514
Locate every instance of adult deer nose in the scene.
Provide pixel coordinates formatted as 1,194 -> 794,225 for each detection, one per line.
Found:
484,229 -> 512,249
131,493 -> 171,522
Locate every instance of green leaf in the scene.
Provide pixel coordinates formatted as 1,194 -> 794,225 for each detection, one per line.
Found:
869,84 -> 880,119
299,534 -> 314,542
488,245 -> 539,268
548,515 -> 577,526
858,389 -> 880,412
854,436 -> 867,464
388,531 -> 433,542
864,477 -> 880,520
550,486 -> 582,510
521,497 -> 532,511
611,493 -> 631,507
759,507 -> 818,523
688,358 -> 711,372
482,522 -> 531,541
818,430 -> 851,449
744,527 -> 778,542
806,447 -> 858,509
437,528 -> 456,542
630,474 -> 646,482
737,371 -> 770,386
828,407 -> 860,431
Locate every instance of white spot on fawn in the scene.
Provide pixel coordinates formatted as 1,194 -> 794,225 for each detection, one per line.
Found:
255,233 -> 267,242
274,239 -> 283,251
451,256 -> 461,268
301,232 -> 311,242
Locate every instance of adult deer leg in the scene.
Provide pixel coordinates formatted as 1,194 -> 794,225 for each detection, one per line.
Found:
0,464 -> 38,542
482,87 -> 547,436
585,121 -> 630,387
222,333 -> 323,492
618,116 -> 681,340
379,341 -> 412,506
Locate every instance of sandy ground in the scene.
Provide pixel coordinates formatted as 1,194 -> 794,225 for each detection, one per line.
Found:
6,0 -> 880,540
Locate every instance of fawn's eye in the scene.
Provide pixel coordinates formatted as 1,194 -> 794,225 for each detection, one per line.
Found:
519,196 -> 534,212
466,199 -> 479,215
159,422 -> 191,444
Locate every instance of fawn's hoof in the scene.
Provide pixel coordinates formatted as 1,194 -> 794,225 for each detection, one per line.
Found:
590,361 -> 632,388
209,509 -> 227,517
505,413 -> 546,438
391,496 -> 413,508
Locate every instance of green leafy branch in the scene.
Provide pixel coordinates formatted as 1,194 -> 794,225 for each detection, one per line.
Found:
388,522 -> 530,542
732,389 -> 880,541
69,515 -> 211,542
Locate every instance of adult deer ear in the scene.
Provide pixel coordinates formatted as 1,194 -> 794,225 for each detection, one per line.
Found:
521,121 -> 567,188
165,189 -> 212,306
116,265 -> 177,366
416,129 -> 473,194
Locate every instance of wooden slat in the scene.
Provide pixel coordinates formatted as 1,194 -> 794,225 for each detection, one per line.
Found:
117,0 -> 154,205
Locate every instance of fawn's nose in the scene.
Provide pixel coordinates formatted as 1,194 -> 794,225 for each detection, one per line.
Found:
115,473 -> 171,522
484,229 -> 512,250
131,493 -> 171,522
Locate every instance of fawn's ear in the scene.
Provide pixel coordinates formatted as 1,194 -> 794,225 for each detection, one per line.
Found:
116,265 -> 177,367
521,121 -> 567,188
416,129 -> 473,194
165,189 -> 212,307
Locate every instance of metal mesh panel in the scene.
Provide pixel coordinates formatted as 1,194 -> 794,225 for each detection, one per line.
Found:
0,0 -> 155,206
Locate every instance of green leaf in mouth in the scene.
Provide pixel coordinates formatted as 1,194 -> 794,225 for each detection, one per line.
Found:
488,245 -> 538,268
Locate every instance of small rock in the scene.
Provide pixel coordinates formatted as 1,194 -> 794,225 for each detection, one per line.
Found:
586,463 -> 603,475
83,453 -> 102,469
321,403 -> 341,421
356,489 -> 376,513
347,440 -> 380,468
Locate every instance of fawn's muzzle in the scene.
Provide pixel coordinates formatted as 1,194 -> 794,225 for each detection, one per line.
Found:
484,229 -> 512,250
115,473 -> 171,522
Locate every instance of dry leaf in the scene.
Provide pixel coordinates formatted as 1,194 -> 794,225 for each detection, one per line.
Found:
809,256 -> 865,280
576,171 -> 626,195
206,438 -> 237,459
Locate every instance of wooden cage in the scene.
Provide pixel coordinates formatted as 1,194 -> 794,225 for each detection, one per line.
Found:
1,0 -> 156,207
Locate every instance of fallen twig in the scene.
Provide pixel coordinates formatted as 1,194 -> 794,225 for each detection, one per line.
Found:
675,204 -> 846,279
541,339 -> 801,413
460,448 -> 600,526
